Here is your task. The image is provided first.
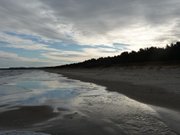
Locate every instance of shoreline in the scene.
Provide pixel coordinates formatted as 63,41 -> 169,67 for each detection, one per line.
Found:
0,69 -> 179,134
45,66 -> 180,111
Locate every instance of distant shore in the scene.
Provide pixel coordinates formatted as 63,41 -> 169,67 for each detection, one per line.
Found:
46,65 -> 180,111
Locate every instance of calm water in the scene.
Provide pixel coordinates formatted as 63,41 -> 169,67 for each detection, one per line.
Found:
0,70 -> 178,135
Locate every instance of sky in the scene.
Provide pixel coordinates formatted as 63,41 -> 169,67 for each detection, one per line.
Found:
0,0 -> 180,68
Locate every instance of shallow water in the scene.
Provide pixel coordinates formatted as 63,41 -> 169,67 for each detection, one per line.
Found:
0,70 -> 178,135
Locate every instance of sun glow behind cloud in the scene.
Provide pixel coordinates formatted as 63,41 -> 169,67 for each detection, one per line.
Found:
0,0 -> 180,67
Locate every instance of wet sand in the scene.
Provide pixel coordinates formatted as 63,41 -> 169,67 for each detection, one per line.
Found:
46,66 -> 180,111
45,66 -> 180,134
0,69 -> 179,135
0,106 -> 58,129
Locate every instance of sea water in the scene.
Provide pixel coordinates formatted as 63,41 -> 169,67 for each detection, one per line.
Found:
0,70 -> 178,135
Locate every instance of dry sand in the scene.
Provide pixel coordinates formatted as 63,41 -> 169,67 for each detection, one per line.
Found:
46,66 -> 180,111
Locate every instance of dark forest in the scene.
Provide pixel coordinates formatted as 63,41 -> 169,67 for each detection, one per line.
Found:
57,42 -> 180,68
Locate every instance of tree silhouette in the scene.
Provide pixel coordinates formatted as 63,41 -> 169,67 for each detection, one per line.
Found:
54,42 -> 180,69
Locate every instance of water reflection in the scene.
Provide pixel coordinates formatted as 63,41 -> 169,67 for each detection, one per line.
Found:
0,71 -> 84,108
0,70 -> 177,135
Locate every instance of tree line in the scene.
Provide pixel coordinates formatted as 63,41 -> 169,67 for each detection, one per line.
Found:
55,42 -> 180,68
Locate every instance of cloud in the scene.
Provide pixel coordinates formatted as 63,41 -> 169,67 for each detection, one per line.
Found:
0,0 -> 180,67
0,32 -> 59,51
0,51 -> 38,62
0,30 -> 126,67
42,47 -> 123,63
0,0 -> 179,47
41,0 -> 180,46
0,50 -> 61,68
0,0 -> 74,43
